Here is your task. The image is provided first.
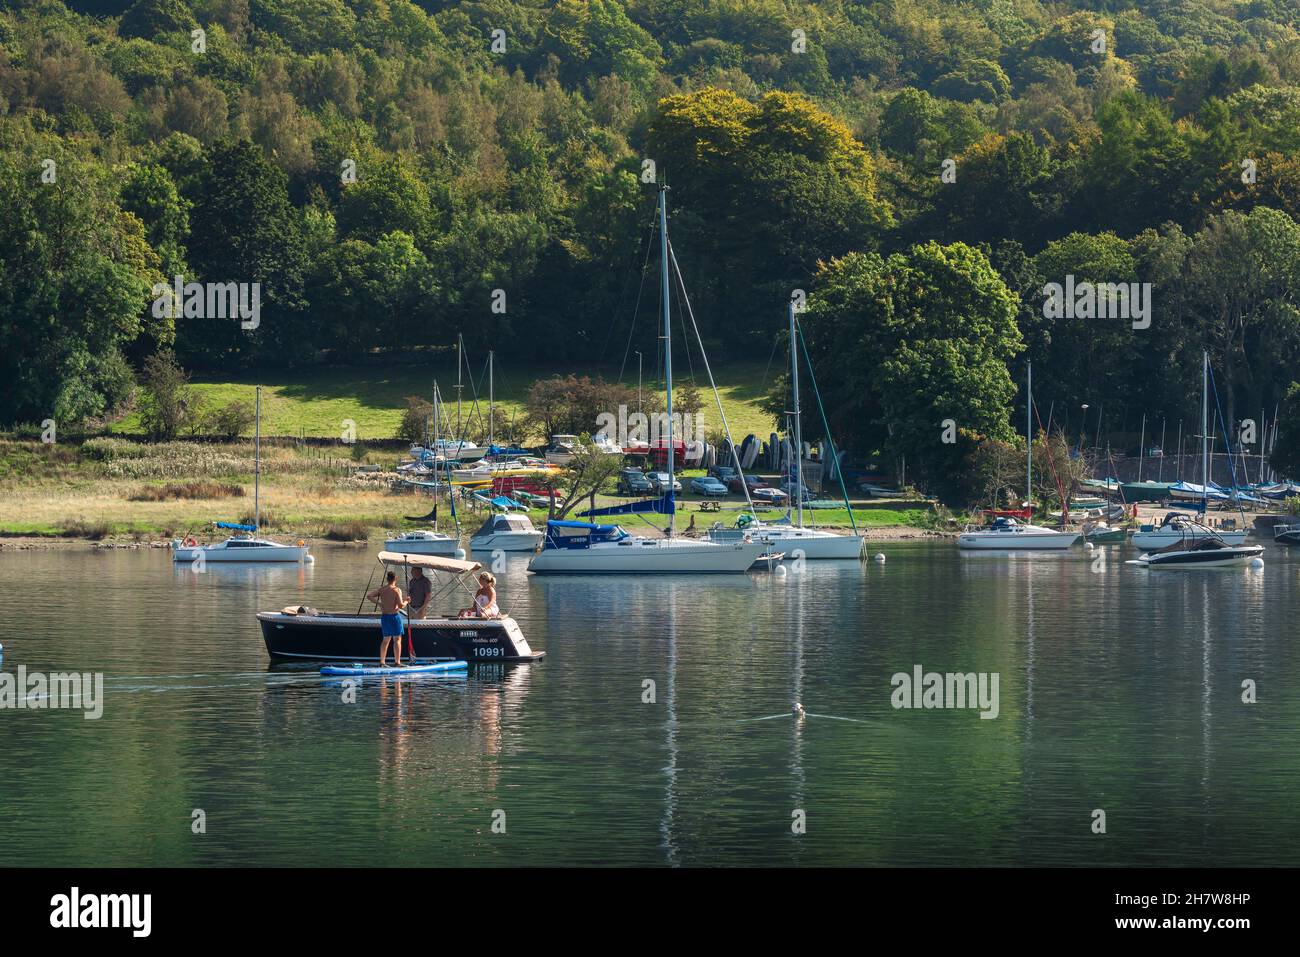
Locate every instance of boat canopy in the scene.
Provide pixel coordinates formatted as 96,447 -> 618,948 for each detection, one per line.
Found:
376,551 -> 480,574
542,520 -> 629,549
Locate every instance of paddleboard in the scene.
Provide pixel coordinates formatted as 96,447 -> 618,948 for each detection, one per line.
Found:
321,660 -> 468,676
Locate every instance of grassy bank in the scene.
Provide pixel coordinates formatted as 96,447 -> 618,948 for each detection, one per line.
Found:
110,357 -> 783,444
0,438 -> 933,540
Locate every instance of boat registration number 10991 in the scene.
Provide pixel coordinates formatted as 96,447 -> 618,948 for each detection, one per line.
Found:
473,645 -> 504,657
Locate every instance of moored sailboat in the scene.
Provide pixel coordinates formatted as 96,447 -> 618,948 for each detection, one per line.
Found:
527,184 -> 767,575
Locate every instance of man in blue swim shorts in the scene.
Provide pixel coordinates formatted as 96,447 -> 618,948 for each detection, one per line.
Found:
366,570 -> 410,666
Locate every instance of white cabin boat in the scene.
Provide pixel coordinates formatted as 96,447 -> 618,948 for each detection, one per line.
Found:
958,517 -> 1079,550
383,529 -> 462,556
172,530 -> 311,564
470,513 -> 544,552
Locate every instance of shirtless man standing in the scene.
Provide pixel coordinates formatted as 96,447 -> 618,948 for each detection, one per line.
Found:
366,571 -> 410,666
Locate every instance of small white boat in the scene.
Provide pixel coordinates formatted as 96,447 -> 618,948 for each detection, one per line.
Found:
544,435 -> 580,466
708,519 -> 863,559
1131,512 -> 1247,549
383,529 -> 462,556
173,524 -> 311,563
470,513 -> 544,552
543,433 -> 622,466
958,517 -> 1079,550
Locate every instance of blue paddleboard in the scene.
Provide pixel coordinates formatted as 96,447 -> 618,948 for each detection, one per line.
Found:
321,660 -> 468,676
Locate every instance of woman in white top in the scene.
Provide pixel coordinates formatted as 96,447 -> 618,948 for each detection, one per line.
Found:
458,572 -> 500,619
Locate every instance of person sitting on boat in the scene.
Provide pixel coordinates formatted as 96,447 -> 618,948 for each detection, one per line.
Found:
458,572 -> 500,619
407,566 -> 432,620
367,571 -> 409,666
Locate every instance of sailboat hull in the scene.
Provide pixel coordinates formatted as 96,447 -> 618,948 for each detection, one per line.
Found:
528,538 -> 768,574
709,526 -> 864,559
958,530 -> 1079,550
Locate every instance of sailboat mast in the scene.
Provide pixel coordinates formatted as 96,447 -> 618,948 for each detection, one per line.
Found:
456,334 -> 463,438
488,350 -> 495,448
254,385 -> 261,530
1026,361 -> 1032,504
790,300 -> 803,527
1202,350 -> 1209,513
659,184 -> 674,534
432,383 -> 440,533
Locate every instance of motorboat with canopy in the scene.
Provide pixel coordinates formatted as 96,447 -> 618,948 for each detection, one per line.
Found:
1131,520 -> 1264,568
257,551 -> 542,662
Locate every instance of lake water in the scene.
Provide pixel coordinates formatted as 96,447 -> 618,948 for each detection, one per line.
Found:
1,540 -> 1297,867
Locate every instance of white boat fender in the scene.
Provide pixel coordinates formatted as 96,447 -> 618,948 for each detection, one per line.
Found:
873,553 -> 886,564
1084,542 -> 1095,552
454,548 -> 467,560
1250,557 -> 1265,569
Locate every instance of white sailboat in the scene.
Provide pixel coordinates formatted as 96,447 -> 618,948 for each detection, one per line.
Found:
387,382 -> 461,556
709,300 -> 863,559
528,185 -> 768,574
958,362 -> 1079,551
1132,352 -> 1250,554
172,386 -> 312,563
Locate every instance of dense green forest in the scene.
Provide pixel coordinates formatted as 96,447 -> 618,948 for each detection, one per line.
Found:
4,0 -> 1300,490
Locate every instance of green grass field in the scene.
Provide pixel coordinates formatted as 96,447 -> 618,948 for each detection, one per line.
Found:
112,357 -> 785,445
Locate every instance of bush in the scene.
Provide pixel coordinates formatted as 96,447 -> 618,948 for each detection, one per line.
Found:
323,520 -> 369,541
61,519 -> 111,540
397,396 -> 433,443
207,401 -> 256,441
128,481 -> 244,501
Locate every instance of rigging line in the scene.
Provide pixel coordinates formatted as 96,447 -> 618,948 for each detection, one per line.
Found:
670,245 -> 698,386
795,318 -> 859,534
1031,400 -> 1070,521
1206,362 -> 1248,515
602,213 -> 654,368
667,239 -> 757,516
617,217 -> 658,383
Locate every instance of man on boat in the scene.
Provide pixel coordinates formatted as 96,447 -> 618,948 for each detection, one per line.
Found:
407,566 -> 431,620
367,571 -> 410,666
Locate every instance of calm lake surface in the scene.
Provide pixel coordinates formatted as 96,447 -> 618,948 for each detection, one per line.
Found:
1,540 -> 1297,867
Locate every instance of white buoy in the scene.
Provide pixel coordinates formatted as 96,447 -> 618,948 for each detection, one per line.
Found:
774,564 -> 788,578
793,702 -> 805,719
1084,541 -> 1095,552
873,553 -> 886,564
454,548 -> 467,560
1250,557 -> 1264,569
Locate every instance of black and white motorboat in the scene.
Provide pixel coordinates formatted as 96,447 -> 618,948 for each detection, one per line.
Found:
257,551 -> 543,662
1132,522 -> 1264,568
